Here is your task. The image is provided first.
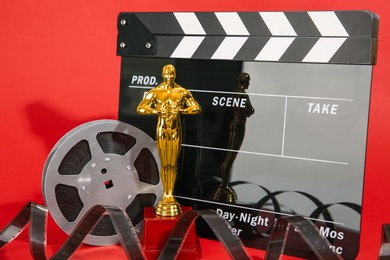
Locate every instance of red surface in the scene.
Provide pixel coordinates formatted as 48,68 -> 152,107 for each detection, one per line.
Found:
0,0 -> 389,259
142,206 -> 201,259
0,237 -> 290,260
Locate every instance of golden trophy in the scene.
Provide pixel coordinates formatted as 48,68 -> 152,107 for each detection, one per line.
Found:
137,64 -> 201,217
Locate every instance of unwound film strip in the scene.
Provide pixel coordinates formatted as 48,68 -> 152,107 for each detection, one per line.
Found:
0,202 -> 342,259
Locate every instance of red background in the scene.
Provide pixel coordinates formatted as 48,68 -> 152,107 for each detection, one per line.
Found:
0,1 -> 388,259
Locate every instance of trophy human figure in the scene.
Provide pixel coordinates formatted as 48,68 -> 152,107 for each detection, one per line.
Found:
211,73 -> 255,203
137,64 -> 201,217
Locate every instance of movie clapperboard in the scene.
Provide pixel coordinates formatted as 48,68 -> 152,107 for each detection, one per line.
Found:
117,11 -> 378,259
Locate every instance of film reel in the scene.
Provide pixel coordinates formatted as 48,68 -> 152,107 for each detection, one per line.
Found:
42,119 -> 162,246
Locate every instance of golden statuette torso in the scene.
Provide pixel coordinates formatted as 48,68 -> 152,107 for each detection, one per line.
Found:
137,64 -> 201,217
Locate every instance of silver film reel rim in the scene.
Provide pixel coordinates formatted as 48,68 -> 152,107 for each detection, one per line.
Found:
42,119 -> 162,246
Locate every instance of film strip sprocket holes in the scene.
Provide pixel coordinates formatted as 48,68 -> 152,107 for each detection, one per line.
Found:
117,11 -> 379,64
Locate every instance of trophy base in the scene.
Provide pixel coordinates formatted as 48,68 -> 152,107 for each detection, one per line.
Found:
142,206 -> 202,260
155,200 -> 182,217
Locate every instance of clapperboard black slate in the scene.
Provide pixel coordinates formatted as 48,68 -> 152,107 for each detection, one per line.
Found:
117,11 -> 379,259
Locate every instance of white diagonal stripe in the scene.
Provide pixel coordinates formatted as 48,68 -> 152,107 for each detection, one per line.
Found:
255,37 -> 295,61
211,37 -> 248,60
171,36 -> 205,58
259,12 -> 297,36
308,11 -> 349,36
215,12 -> 250,35
174,12 -> 206,35
303,38 -> 347,63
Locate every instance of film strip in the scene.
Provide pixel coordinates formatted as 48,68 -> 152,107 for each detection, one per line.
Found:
265,216 -> 343,260
379,224 -> 390,259
117,11 -> 378,64
0,202 -> 145,259
0,201 -> 343,259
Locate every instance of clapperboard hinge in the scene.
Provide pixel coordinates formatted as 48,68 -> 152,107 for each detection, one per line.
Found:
117,13 -> 157,56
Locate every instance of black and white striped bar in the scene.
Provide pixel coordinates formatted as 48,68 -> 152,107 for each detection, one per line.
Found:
117,11 -> 378,64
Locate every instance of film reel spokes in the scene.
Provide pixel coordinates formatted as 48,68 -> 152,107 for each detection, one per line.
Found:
42,120 -> 163,246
